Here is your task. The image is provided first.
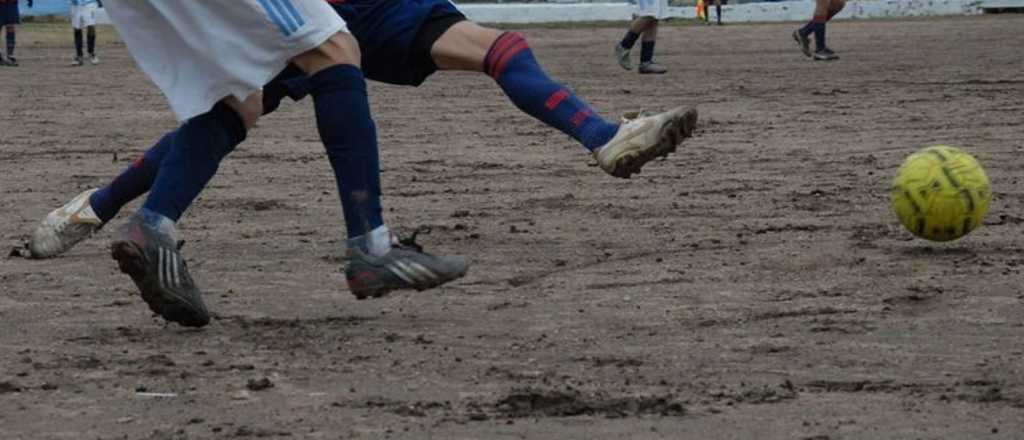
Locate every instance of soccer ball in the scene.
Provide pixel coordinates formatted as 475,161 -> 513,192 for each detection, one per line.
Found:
891,145 -> 991,242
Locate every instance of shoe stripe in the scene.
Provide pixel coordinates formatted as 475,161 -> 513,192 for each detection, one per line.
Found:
170,250 -> 181,287
159,247 -> 167,288
386,261 -> 418,285
405,261 -> 440,283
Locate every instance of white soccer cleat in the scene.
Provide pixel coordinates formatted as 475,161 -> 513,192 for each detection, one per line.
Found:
614,44 -> 633,71
29,188 -> 103,258
593,106 -> 698,178
89,54 -> 100,65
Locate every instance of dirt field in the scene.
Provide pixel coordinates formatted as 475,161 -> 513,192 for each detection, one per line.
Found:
1,16 -> 1023,440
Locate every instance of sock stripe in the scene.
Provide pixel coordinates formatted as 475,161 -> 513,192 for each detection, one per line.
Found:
570,109 -> 593,127
490,40 -> 529,80
484,33 -> 518,76
485,33 -> 527,79
544,90 -> 569,111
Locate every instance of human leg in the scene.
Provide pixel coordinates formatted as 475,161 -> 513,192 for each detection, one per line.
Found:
292,32 -> 468,298
615,16 -> 655,70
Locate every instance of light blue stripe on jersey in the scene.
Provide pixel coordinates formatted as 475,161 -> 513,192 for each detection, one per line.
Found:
257,0 -> 292,36
268,0 -> 299,35
275,0 -> 306,29
69,0 -> 99,6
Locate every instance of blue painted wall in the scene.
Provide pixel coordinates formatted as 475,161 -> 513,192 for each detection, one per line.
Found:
22,0 -> 72,16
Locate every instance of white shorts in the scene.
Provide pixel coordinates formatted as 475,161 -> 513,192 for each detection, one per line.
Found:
635,0 -> 669,19
70,3 -> 98,29
104,0 -> 347,121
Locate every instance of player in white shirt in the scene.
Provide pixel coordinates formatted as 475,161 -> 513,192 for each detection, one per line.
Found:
69,0 -> 100,65
614,0 -> 669,74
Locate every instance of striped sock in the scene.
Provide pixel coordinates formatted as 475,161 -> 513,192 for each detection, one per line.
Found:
485,32 -> 619,152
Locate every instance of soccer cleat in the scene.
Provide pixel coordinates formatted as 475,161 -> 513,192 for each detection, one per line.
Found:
638,62 -> 667,75
344,233 -> 468,300
71,56 -> 84,67
89,54 -> 99,65
29,189 -> 104,258
813,47 -> 839,61
111,210 -> 210,327
594,106 -> 698,178
792,30 -> 812,58
614,44 -> 633,71
3,56 -> 18,67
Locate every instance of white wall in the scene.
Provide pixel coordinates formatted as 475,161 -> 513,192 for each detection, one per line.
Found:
456,0 -> 986,23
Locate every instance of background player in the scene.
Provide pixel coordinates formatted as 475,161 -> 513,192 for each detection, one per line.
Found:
703,0 -> 723,26
0,0 -> 30,66
70,0 -> 101,66
792,0 -> 845,60
614,0 -> 668,74
28,0 -> 697,325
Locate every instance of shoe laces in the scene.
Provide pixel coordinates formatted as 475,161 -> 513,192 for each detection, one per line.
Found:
394,226 -> 432,253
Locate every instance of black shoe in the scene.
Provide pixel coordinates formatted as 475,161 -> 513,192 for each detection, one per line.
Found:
111,210 -> 210,327
345,230 -> 468,300
792,30 -> 812,58
813,47 -> 839,61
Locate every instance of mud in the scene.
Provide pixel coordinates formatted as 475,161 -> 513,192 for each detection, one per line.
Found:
1,16 -> 1023,439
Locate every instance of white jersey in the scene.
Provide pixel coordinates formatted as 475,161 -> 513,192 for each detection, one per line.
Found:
635,0 -> 670,19
70,1 -> 98,29
104,0 -> 347,121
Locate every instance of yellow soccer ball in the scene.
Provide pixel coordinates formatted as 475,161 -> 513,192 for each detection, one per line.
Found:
891,145 -> 991,242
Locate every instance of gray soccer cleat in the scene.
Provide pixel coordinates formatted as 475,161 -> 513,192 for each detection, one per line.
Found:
71,56 -> 84,67
813,47 -> 839,61
2,56 -> 18,67
594,106 -> 698,178
89,54 -> 99,65
344,233 -> 468,300
614,44 -> 633,71
638,62 -> 668,75
792,30 -> 812,58
29,188 -> 103,258
111,210 -> 210,327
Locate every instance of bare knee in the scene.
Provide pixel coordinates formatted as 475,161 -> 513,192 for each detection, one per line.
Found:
431,21 -> 503,72
291,32 -> 361,75
221,94 -> 262,131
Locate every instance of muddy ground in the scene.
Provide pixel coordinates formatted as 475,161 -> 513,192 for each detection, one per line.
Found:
1,16 -> 1023,440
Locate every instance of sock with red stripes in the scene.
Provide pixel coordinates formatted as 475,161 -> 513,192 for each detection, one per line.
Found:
484,32 -> 619,152
89,130 -> 176,223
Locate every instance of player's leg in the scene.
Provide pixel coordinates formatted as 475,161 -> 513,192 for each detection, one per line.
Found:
72,9 -> 85,66
86,4 -> 98,64
638,18 -> 667,74
828,0 -> 846,20
430,22 -> 619,152
291,33 -> 468,299
793,0 -> 837,60
425,20 -> 694,177
4,24 -> 16,66
615,15 -> 654,71
715,0 -> 723,25
30,71 -> 305,259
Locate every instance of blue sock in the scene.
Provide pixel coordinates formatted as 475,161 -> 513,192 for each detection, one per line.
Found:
142,103 -> 247,222
89,131 -> 175,223
6,30 -> 14,57
485,32 -> 619,152
814,21 -> 827,50
640,41 -> 656,64
309,64 -> 384,241
619,30 -> 640,49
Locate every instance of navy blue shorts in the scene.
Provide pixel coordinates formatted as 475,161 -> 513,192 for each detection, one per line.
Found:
262,0 -> 465,115
0,2 -> 20,26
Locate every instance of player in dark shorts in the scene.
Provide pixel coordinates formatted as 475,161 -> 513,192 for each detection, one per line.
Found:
27,0 -> 698,326
792,0 -> 846,61
0,0 -> 30,66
